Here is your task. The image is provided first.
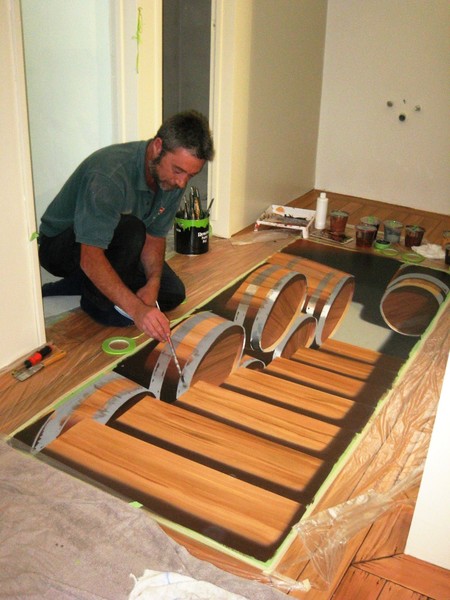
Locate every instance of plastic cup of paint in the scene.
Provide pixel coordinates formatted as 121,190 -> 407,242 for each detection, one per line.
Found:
355,224 -> 377,247
383,220 -> 403,243
404,225 -> 425,248
360,216 -> 381,232
329,210 -> 349,234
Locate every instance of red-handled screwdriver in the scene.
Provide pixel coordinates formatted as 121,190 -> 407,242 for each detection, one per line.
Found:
24,345 -> 52,369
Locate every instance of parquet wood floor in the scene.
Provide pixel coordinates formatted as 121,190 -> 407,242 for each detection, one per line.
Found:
333,503 -> 450,600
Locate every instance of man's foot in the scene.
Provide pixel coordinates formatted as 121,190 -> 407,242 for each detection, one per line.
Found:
80,296 -> 133,327
42,271 -> 83,297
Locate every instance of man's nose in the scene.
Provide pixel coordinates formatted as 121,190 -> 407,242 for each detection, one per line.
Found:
176,173 -> 190,188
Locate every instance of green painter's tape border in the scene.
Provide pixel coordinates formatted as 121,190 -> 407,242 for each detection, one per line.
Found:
140,509 -> 272,571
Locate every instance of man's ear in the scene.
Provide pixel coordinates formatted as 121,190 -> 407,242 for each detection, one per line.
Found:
152,137 -> 163,157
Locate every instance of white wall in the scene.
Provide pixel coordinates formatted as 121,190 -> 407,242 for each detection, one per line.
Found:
210,0 -> 327,237
0,0 -> 45,369
21,0 -> 160,227
21,0 -> 115,224
316,0 -> 450,214
406,353 -> 450,570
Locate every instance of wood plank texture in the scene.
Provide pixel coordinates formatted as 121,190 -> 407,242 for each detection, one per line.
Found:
44,418 -> 301,560
354,503 -> 414,563
114,394 -> 323,499
225,264 -> 307,352
377,581 -> 428,600
317,338 -> 404,372
266,357 -> 387,404
291,347 -> 392,382
223,368 -> 372,429
0,233 -> 298,436
176,380 -> 352,458
1,190 -> 447,437
331,566 -> 385,600
357,555 -> 450,600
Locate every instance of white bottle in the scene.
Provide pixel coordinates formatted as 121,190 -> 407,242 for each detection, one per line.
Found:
315,191 -> 328,230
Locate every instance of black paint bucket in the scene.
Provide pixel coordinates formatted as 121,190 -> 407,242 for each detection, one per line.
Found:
174,216 -> 209,255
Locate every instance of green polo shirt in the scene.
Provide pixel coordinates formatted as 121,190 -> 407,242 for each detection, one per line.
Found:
39,141 -> 184,249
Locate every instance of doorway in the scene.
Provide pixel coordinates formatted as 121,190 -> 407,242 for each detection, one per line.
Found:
163,0 -> 212,203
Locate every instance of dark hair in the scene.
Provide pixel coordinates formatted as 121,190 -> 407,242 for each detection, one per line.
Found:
156,110 -> 214,161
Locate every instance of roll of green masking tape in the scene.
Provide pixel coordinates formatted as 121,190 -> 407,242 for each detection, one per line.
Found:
381,247 -> 400,257
374,240 -> 391,250
102,336 -> 137,355
402,252 -> 425,263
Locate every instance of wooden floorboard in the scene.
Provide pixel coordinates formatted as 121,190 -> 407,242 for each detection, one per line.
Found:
290,190 -> 450,247
354,503 -> 414,563
356,555 -> 450,599
377,581 -> 429,600
332,567 -> 386,600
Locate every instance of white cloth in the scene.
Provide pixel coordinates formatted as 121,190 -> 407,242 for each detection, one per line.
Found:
411,243 -> 445,259
129,570 -> 248,600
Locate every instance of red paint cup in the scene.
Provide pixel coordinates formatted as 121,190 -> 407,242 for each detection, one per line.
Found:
356,224 -> 377,247
360,216 -> 381,232
405,225 -> 425,248
329,210 -> 349,234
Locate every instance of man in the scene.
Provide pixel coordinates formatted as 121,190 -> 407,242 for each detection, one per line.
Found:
39,110 -> 214,342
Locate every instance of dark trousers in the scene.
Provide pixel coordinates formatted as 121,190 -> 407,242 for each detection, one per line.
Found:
39,215 -> 185,318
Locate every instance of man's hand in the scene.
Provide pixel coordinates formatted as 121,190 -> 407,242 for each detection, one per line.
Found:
136,283 -> 159,307
80,244 -> 171,341
132,303 -> 170,342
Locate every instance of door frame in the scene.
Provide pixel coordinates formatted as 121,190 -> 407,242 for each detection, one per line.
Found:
0,0 -> 46,367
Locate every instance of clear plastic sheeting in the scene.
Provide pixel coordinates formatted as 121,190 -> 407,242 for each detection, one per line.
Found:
294,472 -> 419,587
265,299 -> 449,593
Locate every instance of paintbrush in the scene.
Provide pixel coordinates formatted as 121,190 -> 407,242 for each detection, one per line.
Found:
155,301 -> 185,384
166,334 -> 185,384
206,197 -> 215,216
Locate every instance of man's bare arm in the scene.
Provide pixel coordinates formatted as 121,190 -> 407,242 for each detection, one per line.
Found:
80,243 -> 170,341
135,234 -> 166,307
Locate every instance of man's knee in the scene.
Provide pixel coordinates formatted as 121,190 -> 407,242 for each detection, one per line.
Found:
158,288 -> 185,312
106,215 -> 146,273
158,263 -> 186,311
110,215 -> 146,258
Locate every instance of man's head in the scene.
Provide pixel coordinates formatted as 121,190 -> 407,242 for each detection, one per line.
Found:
156,110 -> 214,161
147,110 -> 214,191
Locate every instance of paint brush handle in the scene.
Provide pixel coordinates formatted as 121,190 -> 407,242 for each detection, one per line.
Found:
155,301 -> 185,383
206,197 -> 215,215
166,335 -> 184,382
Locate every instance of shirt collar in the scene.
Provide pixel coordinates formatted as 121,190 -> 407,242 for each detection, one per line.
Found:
137,140 -> 153,192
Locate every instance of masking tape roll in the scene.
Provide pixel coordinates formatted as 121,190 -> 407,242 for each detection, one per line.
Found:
381,247 -> 400,257
102,336 -> 137,355
374,240 -> 391,250
402,252 -> 425,263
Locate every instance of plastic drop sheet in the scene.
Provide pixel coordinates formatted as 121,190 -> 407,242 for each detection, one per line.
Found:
0,440 -> 287,600
265,300 -> 450,593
